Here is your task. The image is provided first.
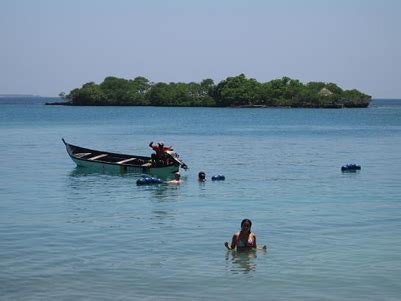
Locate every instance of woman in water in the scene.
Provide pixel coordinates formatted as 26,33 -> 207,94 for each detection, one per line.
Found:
224,219 -> 267,251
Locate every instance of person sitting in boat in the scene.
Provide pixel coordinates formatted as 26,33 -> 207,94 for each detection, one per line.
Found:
150,153 -> 159,165
168,172 -> 182,184
149,141 -> 173,165
224,219 -> 267,251
149,141 -> 173,152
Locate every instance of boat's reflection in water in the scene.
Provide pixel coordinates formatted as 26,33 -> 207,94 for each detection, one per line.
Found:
65,167 -> 183,226
67,166 -> 182,200
68,166 -> 170,179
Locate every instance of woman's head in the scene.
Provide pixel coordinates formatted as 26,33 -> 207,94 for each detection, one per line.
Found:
175,172 -> 181,180
241,219 -> 252,232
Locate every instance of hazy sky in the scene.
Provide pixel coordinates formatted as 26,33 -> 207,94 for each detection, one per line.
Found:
1,0 -> 400,97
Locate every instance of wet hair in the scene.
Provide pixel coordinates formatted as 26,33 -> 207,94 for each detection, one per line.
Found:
241,219 -> 252,232
198,171 -> 206,180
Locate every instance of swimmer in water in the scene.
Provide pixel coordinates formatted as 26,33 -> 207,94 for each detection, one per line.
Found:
198,171 -> 206,182
168,172 -> 182,184
224,219 -> 267,251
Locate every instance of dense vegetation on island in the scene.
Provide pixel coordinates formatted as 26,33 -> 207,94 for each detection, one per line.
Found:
61,74 -> 371,108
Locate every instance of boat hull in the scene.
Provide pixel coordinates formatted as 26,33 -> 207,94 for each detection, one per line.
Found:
71,157 -> 179,178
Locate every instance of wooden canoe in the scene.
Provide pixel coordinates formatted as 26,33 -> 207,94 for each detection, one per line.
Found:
62,138 -> 187,179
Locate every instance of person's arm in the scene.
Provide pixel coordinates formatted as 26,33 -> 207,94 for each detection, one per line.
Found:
254,234 -> 267,250
149,141 -> 154,148
253,234 -> 267,250
252,233 -> 257,248
225,233 -> 238,250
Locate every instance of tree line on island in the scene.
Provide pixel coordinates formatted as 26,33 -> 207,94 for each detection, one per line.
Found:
60,74 -> 371,108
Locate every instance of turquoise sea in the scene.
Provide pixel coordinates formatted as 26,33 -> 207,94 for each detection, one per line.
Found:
1,98 -> 401,300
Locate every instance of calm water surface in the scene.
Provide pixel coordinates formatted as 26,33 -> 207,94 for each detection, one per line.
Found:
1,98 -> 401,300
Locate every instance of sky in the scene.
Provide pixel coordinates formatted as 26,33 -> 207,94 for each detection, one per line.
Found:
1,0 -> 400,98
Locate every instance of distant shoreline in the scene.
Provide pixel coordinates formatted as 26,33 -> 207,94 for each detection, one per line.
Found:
0,96 -> 400,108
0,95 -> 62,99
45,101 -> 73,106
1,96 -> 399,100
0,94 -> 43,98
44,101 -> 368,108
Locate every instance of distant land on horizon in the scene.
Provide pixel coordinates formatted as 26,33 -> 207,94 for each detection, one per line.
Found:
0,94 -> 42,97
0,94 -> 58,98
48,74 -> 374,109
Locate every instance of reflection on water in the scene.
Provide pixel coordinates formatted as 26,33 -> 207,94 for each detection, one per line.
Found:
67,167 -> 184,202
69,166 -> 141,178
150,209 -> 176,225
68,166 -> 175,180
225,250 -> 259,274
150,185 -> 181,200
64,169 -> 182,229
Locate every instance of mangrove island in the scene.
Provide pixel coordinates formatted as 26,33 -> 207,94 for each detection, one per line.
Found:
56,74 -> 371,108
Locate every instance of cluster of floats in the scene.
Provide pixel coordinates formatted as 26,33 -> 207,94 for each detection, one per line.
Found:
63,139 -> 362,182
341,163 -> 361,172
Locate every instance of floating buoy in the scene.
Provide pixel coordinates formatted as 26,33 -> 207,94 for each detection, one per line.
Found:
136,176 -> 163,185
341,164 -> 361,172
136,178 -> 147,185
212,175 -> 225,181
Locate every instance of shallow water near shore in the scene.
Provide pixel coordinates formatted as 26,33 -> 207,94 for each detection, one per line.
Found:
1,98 -> 401,300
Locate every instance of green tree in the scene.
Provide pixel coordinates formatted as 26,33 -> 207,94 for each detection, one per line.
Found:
214,74 -> 260,106
147,83 -> 175,106
69,82 -> 106,105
